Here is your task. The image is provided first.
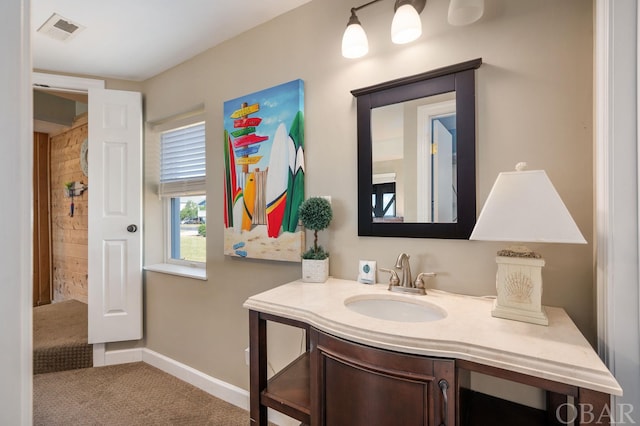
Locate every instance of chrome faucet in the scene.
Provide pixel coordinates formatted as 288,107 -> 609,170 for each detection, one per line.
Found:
395,253 -> 413,288
380,253 -> 436,296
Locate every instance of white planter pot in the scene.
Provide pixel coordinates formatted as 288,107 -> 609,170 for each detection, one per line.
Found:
302,258 -> 329,283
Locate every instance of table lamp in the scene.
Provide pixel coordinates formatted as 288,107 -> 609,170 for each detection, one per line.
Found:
470,162 -> 586,325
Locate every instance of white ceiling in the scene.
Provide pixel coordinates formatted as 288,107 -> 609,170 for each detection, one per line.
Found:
32,0 -> 312,81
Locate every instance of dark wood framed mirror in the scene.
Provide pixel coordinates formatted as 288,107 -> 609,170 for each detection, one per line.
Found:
352,58 -> 482,238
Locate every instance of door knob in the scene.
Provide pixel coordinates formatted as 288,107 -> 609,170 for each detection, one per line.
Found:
127,224 -> 138,233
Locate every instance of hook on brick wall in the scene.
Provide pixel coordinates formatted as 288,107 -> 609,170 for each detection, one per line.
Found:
64,181 -> 88,217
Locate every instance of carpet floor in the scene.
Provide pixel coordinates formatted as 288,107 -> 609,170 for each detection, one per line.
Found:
34,362 -> 254,425
33,299 -> 92,374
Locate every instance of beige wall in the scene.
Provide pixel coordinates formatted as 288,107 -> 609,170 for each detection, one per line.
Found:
140,0 -> 594,391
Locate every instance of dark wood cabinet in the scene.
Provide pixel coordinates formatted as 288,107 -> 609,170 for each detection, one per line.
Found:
249,309 -> 614,426
249,310 -> 455,426
311,329 -> 454,426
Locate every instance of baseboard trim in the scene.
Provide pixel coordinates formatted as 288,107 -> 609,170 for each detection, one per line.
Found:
142,348 -> 249,410
103,347 -> 143,365
92,343 -> 106,367
102,347 -> 297,426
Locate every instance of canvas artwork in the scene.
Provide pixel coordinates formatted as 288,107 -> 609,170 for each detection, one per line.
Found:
223,79 -> 305,262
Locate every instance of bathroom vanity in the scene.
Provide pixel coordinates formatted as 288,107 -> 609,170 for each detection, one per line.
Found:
244,278 -> 622,425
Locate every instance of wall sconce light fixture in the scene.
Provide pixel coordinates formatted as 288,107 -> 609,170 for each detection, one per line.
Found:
342,0 -> 484,59
342,0 -> 426,59
448,0 -> 484,26
391,0 -> 425,44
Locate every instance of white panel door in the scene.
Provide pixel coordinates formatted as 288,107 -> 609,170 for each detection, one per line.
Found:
433,120 -> 454,223
88,88 -> 142,344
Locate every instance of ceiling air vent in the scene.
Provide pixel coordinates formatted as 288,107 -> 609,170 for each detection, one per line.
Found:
37,13 -> 85,42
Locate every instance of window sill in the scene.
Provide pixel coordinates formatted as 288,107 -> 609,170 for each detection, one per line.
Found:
144,263 -> 207,281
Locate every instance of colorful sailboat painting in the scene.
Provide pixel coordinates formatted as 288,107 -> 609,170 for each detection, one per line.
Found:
222,79 -> 305,262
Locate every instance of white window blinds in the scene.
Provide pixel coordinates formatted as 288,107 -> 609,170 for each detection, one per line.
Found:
159,122 -> 206,197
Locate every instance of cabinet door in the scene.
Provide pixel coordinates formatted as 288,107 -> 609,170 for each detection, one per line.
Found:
311,329 -> 455,426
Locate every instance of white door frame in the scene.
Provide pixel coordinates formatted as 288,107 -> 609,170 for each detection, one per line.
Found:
2,0 -> 32,423
595,0 -> 640,420
32,72 -> 105,92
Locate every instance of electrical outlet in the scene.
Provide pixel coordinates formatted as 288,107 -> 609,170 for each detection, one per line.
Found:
244,347 -> 250,366
320,195 -> 331,205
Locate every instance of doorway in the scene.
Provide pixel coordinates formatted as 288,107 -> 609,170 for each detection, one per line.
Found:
31,72 -> 104,313
32,86 -> 92,373
33,88 -> 89,304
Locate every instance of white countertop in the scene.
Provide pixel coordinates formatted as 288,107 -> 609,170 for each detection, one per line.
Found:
243,277 -> 622,396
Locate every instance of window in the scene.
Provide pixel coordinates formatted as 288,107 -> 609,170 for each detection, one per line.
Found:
372,182 -> 396,219
371,173 -> 399,222
159,122 -> 206,265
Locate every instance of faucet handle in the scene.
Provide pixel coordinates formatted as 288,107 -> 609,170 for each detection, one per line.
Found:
379,267 -> 400,288
414,272 -> 437,289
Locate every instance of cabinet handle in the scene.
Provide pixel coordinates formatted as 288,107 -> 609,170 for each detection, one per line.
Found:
438,379 -> 449,426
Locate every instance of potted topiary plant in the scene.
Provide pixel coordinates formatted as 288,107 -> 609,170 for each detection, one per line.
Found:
299,196 -> 333,282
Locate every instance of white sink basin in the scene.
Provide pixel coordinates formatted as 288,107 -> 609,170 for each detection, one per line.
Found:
345,296 -> 446,323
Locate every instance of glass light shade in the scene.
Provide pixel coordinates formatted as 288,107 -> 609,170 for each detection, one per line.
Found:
470,165 -> 586,244
448,0 -> 484,26
342,22 -> 369,59
391,4 -> 422,44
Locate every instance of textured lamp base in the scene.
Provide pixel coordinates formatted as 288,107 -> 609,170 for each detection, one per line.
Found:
493,254 -> 548,326
491,299 -> 549,326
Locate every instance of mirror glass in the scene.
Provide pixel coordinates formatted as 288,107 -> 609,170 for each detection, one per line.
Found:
352,59 -> 481,239
371,92 -> 457,224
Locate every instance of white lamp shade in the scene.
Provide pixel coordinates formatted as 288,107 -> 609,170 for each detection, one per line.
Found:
470,168 -> 586,244
342,22 -> 369,59
448,0 -> 484,26
391,4 -> 422,44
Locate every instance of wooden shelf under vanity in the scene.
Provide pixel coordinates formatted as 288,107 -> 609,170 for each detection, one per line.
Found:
260,352 -> 310,424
